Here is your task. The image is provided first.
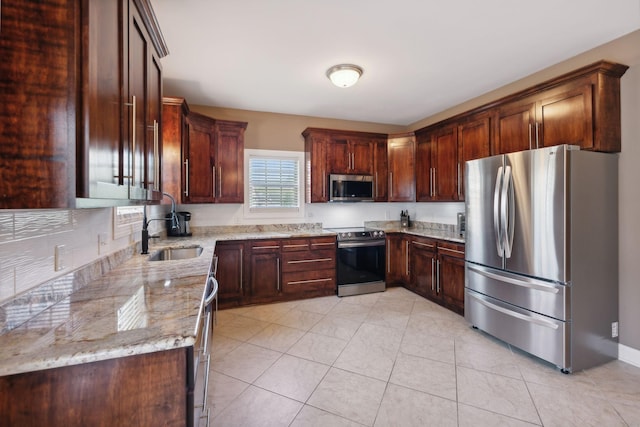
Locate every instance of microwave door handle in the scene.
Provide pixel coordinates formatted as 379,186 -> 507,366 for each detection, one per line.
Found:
493,166 -> 504,256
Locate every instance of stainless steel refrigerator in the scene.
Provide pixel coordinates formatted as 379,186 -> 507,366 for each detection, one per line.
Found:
464,144 -> 619,373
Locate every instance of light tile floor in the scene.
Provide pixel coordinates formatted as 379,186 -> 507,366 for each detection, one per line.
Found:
208,287 -> 640,426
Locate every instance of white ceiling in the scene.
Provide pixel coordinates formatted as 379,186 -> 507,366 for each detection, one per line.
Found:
151,0 -> 640,126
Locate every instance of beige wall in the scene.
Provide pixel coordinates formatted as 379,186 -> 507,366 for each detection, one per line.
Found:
189,106 -> 405,151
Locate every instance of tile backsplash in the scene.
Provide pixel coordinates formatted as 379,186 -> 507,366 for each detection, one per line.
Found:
0,208 -> 138,304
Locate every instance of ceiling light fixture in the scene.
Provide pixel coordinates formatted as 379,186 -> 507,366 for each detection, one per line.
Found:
326,64 -> 363,88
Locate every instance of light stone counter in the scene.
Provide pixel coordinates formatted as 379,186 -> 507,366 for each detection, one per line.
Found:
0,223 -> 335,377
365,220 -> 465,244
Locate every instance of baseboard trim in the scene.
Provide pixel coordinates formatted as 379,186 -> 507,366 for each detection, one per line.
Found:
619,343 -> 640,368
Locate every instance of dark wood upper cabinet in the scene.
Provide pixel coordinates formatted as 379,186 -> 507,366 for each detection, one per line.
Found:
183,111 -> 217,203
494,98 -> 537,155
373,140 -> 389,201
0,0 -> 168,208
327,136 -> 373,175
490,61 -> 627,154
388,133 -> 416,202
416,126 -> 458,202
162,98 -> 246,204
457,114 -> 491,199
303,128 -> 387,202
303,131 -> 329,203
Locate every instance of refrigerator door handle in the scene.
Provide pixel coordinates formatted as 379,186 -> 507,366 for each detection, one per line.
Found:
468,291 -> 560,330
502,165 -> 514,258
493,166 -> 504,256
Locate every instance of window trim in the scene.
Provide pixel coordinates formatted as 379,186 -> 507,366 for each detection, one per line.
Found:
243,149 -> 305,220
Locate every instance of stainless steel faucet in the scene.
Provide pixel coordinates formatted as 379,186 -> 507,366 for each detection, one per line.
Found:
141,192 -> 179,254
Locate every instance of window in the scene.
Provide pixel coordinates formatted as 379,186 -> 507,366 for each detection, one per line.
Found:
244,149 -> 304,219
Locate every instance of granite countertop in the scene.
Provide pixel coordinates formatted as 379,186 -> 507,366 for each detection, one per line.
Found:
0,222 -> 457,377
365,221 -> 465,244
0,225 -> 335,377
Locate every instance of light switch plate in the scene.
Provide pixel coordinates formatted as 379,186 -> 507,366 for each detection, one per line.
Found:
54,245 -> 67,271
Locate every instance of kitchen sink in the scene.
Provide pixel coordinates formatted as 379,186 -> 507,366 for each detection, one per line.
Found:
149,246 -> 203,261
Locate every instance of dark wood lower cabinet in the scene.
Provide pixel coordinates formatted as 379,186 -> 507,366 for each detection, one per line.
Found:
436,242 -> 466,315
217,236 -> 336,308
386,233 -> 410,284
409,237 -> 437,298
215,241 -> 245,307
0,349 -> 188,427
388,234 -> 465,315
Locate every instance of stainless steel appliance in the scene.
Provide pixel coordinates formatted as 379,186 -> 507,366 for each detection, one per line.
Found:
465,145 -> 618,373
327,227 -> 386,296
190,255 -> 218,426
329,174 -> 374,202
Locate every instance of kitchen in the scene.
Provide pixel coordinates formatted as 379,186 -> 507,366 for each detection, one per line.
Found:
1,0 -> 640,425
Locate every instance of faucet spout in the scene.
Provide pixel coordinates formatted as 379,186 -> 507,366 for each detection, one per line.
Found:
141,192 -> 179,255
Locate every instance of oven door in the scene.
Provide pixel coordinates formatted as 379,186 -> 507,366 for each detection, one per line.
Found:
336,240 -> 386,285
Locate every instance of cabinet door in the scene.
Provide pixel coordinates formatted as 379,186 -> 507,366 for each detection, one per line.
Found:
161,98 -> 187,204
327,138 -> 350,174
432,125 -> 458,201
458,115 -> 491,200
415,134 -> 432,201
216,122 -> 245,203
373,140 -> 388,201
127,2 -> 149,200
537,83 -> 593,150
350,139 -> 373,174
410,239 -> 437,299
494,99 -> 536,155
146,52 -> 163,200
183,114 -> 216,203
386,234 -> 409,284
248,252 -> 281,301
247,240 -> 281,301
438,243 -> 465,315
214,242 -> 245,306
388,135 -> 415,202
80,0 -> 129,200
305,134 -> 328,203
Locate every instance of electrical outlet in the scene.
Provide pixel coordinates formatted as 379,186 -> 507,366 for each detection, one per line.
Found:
54,245 -> 67,271
612,321 -> 619,338
98,232 -> 108,246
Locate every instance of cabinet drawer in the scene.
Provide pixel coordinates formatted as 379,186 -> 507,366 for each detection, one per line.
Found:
309,236 -> 336,249
281,249 -> 335,273
411,236 -> 436,252
281,236 -> 336,252
438,241 -> 465,258
282,238 -> 310,252
282,269 -> 335,295
249,239 -> 281,252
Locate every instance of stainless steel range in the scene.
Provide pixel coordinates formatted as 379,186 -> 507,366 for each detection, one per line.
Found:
326,227 -> 386,297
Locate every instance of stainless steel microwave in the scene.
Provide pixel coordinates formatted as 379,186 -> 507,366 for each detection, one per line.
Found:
329,174 -> 374,202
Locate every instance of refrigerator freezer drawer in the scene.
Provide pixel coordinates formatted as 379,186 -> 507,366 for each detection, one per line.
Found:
465,289 -> 570,370
466,263 -> 569,320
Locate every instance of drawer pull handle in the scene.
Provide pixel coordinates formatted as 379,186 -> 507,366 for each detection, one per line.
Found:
287,258 -> 332,264
287,278 -> 332,285
412,241 -> 434,248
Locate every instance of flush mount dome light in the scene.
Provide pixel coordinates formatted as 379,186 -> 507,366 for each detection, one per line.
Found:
326,64 -> 363,88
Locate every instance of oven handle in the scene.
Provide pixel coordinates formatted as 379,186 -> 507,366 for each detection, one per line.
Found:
337,240 -> 386,249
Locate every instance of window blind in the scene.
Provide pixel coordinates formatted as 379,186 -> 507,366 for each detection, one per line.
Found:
249,157 -> 299,209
